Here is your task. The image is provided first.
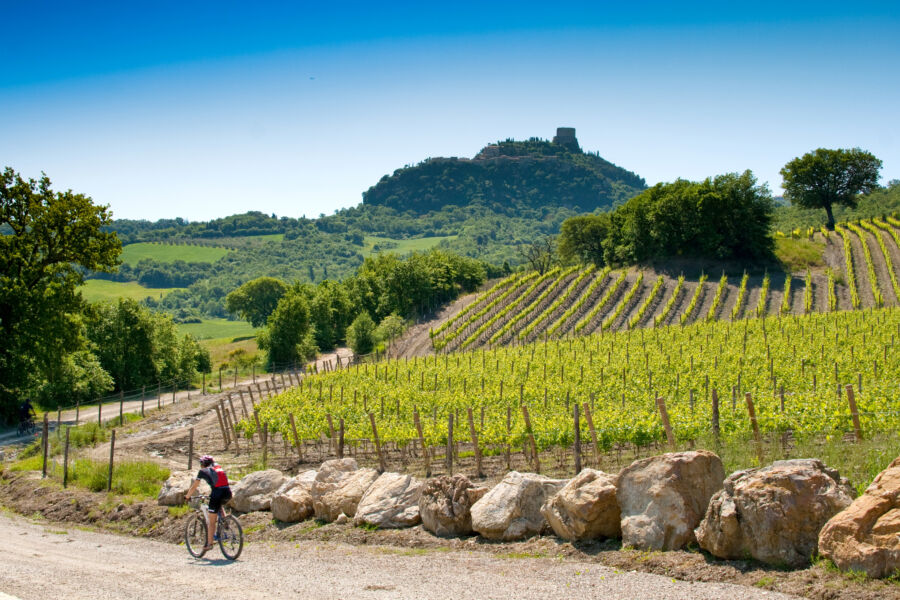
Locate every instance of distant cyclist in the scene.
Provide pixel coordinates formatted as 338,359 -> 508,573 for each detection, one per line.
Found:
184,455 -> 233,553
18,399 -> 36,432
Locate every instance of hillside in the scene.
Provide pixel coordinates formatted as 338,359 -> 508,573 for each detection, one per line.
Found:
362,132 -> 646,214
420,216 -> 900,354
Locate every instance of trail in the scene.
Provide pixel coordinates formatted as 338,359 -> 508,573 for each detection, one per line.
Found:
0,512 -> 801,600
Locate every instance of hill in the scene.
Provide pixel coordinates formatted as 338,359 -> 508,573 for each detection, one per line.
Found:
362,130 -> 646,215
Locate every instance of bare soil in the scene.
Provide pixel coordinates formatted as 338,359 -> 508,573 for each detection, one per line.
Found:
847,230 -> 877,308
860,228 -> 899,306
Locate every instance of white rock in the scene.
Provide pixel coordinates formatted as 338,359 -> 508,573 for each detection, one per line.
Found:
418,474 -> 486,537
311,458 -> 379,521
271,470 -> 317,523
355,472 -> 423,529
229,469 -> 288,512
617,450 -> 724,551
471,471 -> 567,541
157,471 -> 194,506
541,468 -> 620,541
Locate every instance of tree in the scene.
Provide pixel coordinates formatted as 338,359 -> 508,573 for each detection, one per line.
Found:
558,214 -> 610,266
0,168 -> 120,420
256,289 -> 314,368
780,148 -> 882,230
518,237 -> 556,275
346,312 -> 376,356
225,276 -> 289,327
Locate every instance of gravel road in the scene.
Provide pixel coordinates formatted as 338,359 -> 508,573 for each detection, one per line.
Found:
0,512 -> 800,600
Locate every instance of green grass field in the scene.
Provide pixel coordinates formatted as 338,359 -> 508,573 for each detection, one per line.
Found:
361,235 -> 457,257
120,242 -> 232,265
80,279 -> 184,303
176,318 -> 258,340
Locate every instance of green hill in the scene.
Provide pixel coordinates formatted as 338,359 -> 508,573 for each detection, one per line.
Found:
362,134 -> 645,214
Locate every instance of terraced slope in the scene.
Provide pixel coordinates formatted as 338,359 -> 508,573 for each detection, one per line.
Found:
425,219 -> 900,353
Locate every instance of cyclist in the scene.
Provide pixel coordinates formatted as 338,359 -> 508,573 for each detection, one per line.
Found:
18,399 -> 35,432
184,455 -> 232,552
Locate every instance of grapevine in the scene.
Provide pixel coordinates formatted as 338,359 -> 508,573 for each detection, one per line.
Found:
519,265 -> 595,341
680,274 -> 708,325
602,271 -> 643,331
546,267 -> 611,337
730,271 -> 749,320
705,273 -> 728,321
826,269 -> 837,312
846,222 -> 884,307
863,220 -> 900,300
431,272 -> 518,339
756,273 -> 770,317
574,270 -> 626,334
654,275 -> 684,326
487,266 -> 579,345
628,274 -> 664,329
780,273 -> 792,315
835,225 -> 860,309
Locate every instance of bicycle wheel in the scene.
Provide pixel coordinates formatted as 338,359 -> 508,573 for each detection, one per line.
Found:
184,513 -> 208,558
217,514 -> 243,560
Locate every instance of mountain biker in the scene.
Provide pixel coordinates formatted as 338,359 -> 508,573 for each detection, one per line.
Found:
184,455 -> 232,552
19,399 -> 35,428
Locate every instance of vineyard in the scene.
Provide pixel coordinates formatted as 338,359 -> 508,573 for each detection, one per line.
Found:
245,305 -> 900,474
427,217 -> 900,353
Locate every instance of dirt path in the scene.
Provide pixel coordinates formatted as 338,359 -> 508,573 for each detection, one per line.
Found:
0,512 -> 802,600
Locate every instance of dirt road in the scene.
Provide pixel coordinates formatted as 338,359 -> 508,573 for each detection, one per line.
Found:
0,512 -> 798,600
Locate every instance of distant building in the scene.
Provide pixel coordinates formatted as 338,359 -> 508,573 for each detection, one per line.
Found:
552,127 -> 580,152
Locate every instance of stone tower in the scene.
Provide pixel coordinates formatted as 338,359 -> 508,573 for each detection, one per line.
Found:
552,127 -> 580,152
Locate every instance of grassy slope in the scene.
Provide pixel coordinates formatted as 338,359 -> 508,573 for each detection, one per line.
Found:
175,318 -> 257,340
120,242 -> 231,265
361,235 -> 457,257
80,280 -> 185,303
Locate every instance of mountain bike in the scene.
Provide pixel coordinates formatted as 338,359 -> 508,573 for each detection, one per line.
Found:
185,494 -> 243,560
16,417 -> 36,437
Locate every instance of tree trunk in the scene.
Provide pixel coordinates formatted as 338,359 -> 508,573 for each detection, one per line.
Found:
825,204 -> 835,231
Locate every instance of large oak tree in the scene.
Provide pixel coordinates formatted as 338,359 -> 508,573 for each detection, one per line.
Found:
780,148 -> 882,230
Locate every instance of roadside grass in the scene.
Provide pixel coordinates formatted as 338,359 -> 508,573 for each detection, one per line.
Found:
203,337 -> 260,372
79,280 -> 184,303
120,242 -> 231,265
361,235 -> 457,257
10,456 -> 168,498
774,238 -> 825,272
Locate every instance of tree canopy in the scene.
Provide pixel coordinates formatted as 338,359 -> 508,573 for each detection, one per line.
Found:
0,168 -> 120,420
225,276 -> 289,327
780,148 -> 882,230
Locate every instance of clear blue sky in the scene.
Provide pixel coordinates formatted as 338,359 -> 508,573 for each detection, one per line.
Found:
1,1 -> 898,221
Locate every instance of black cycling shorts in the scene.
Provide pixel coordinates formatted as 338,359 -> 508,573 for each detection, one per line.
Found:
208,487 -> 232,513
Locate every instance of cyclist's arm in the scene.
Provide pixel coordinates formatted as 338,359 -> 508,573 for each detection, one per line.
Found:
184,479 -> 201,501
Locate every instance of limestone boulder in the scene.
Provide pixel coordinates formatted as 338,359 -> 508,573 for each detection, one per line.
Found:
819,457 -> 900,577
471,471 -> 567,541
355,472 -> 423,529
311,458 -> 379,522
229,469 -> 289,512
541,468 -> 620,541
617,450 -> 725,551
696,459 -> 853,567
157,471 -> 194,506
418,474 -> 487,537
271,470 -> 317,523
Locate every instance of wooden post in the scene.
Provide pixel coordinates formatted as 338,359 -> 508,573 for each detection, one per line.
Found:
63,427 -> 71,488
252,408 -> 262,444
202,372 -> 206,395
846,385 -> 864,441
118,389 -> 124,426
445,413 -> 454,475
41,414 -> 49,478
467,407 -> 483,478
188,427 -> 194,470
107,429 -> 116,492
262,423 -> 268,467
369,412 -> 386,472
157,381 -> 161,408
656,397 -> 675,448
505,406 -> 511,471
521,405 -> 540,473
219,367 -> 223,391
338,418 -> 345,459
226,408 -> 241,454
98,399 -> 102,425
75,401 -> 80,426
745,392 -> 763,461
573,403 -> 582,475
414,411 -> 431,477
326,414 -> 336,455
289,413 -> 303,460
582,403 -> 600,467
214,405 -> 230,448
141,386 -> 146,417
711,388 -> 720,441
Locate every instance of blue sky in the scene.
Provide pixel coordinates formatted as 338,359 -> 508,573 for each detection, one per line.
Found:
1,1 -> 898,220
